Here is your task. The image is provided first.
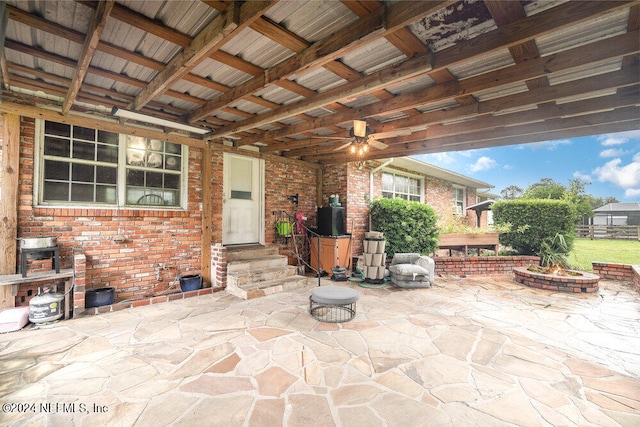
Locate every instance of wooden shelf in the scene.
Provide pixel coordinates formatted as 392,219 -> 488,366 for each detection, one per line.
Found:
0,269 -> 73,287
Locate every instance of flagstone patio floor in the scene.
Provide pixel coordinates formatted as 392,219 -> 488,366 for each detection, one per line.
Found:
0,275 -> 639,426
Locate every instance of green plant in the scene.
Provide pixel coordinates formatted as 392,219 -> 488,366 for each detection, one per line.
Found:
492,199 -> 576,255
538,233 -> 570,268
370,198 -> 439,257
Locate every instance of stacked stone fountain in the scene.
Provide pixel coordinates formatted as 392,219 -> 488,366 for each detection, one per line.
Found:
362,232 -> 386,283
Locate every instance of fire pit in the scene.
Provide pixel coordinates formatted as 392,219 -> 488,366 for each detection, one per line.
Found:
514,266 -> 599,293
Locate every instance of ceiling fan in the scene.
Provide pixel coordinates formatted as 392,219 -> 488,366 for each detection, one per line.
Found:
310,119 -> 411,156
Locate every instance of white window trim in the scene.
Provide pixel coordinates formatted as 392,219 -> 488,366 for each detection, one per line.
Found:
453,185 -> 466,215
381,169 -> 424,203
34,119 -> 189,210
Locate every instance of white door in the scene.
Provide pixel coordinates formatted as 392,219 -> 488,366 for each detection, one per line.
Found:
223,153 -> 264,245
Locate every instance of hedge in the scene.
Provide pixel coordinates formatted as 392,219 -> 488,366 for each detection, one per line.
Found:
370,198 -> 439,257
492,199 -> 576,255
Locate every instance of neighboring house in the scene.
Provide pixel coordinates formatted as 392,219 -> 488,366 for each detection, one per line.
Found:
593,203 -> 640,225
0,118 -> 493,311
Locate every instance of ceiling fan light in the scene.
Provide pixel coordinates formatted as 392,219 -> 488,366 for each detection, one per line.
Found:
363,142 -> 369,152
350,143 -> 357,154
353,120 -> 367,138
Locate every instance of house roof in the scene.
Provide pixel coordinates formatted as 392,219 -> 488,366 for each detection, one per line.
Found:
593,202 -> 640,213
467,199 -> 496,212
1,1 -> 638,164
379,157 -> 493,189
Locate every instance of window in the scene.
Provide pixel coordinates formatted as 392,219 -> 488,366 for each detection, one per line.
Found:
41,121 -> 118,204
125,136 -> 183,207
38,120 -> 187,208
453,186 -> 466,215
381,171 -> 422,201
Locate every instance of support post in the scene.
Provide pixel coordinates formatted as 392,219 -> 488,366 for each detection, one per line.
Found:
0,114 -> 20,309
201,146 -> 213,286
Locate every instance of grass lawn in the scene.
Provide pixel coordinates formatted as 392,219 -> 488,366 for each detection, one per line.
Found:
569,238 -> 640,271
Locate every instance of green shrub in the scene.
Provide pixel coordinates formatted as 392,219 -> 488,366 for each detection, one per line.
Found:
370,198 -> 439,257
492,199 -> 576,255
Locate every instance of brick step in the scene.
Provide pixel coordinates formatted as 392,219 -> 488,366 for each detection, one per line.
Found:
227,265 -> 298,287
226,245 -> 279,262
226,275 -> 309,300
227,255 -> 288,273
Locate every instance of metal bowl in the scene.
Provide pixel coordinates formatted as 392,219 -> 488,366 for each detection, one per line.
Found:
18,237 -> 58,249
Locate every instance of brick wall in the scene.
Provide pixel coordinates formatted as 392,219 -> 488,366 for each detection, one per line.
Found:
634,265 -> 640,295
434,256 -> 540,276
321,162 -> 482,257
2,116 -> 322,300
15,117 -> 204,304
592,262 -> 635,282
265,156 -> 318,245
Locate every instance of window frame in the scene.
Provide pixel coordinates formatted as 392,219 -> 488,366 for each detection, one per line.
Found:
381,169 -> 424,202
453,185 -> 466,215
35,119 -> 189,209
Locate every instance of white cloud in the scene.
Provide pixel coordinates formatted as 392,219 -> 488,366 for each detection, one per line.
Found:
503,164 -> 513,170
598,130 -> 640,146
573,171 -> 592,181
625,188 -> 640,197
600,148 -> 624,158
520,139 -> 572,150
593,152 -> 640,197
470,156 -> 497,172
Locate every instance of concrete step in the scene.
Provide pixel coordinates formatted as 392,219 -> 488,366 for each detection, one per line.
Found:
226,245 -> 279,262
227,265 -> 298,288
227,255 -> 289,273
226,275 -> 309,300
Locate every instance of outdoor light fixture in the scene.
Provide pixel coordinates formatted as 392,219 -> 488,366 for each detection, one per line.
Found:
352,119 -> 367,138
111,106 -> 210,135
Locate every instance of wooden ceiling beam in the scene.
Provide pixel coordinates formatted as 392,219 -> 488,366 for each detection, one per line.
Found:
250,16 -> 309,52
305,109 -> 640,164
131,1 -> 276,111
267,65 -> 639,154
211,53 -> 432,138
371,107 -> 640,159
188,1 -> 452,123
0,100 -> 207,148
283,89 -> 639,158
62,0 -> 114,115
255,31 -> 639,148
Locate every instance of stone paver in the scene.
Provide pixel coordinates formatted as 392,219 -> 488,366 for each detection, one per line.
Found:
0,276 -> 639,426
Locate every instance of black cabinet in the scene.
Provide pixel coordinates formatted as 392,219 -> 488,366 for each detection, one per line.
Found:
317,207 -> 345,236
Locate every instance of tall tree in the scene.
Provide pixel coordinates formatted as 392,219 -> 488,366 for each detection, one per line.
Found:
500,185 -> 523,200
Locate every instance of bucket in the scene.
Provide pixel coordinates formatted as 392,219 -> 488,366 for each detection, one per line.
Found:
85,287 -> 115,308
328,195 -> 339,206
276,220 -> 292,236
29,287 -> 64,323
180,274 -> 202,292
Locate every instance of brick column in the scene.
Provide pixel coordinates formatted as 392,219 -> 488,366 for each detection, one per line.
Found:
72,252 -> 86,316
211,243 -> 227,288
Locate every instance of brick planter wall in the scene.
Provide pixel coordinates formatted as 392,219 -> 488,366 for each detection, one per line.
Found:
592,262 -> 635,282
434,256 -> 540,276
634,266 -> 640,295
513,267 -> 600,293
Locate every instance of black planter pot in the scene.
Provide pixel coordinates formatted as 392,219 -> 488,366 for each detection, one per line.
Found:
85,287 -> 115,308
179,274 -> 202,292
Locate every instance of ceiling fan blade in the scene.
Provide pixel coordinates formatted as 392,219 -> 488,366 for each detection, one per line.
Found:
332,141 -> 353,152
370,129 -> 412,139
307,136 -> 351,140
368,138 -> 388,150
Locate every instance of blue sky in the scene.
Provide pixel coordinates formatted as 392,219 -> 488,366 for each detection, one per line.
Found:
414,130 -> 640,201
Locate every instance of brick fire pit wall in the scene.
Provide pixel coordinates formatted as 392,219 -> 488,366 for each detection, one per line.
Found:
513,267 -> 599,293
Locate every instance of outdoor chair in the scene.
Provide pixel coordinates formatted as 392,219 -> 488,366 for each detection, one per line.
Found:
388,253 -> 435,288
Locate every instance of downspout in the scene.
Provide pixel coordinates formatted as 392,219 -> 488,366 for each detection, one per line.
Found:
369,158 -> 394,230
